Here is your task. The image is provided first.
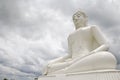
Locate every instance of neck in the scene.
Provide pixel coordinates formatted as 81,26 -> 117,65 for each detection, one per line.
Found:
75,24 -> 87,30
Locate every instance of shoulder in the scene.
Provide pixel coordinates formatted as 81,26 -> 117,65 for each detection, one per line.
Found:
90,25 -> 100,31
90,25 -> 98,29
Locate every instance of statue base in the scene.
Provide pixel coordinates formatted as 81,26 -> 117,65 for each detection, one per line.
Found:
38,70 -> 120,80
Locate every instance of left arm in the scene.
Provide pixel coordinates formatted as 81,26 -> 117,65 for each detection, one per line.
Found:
91,25 -> 109,53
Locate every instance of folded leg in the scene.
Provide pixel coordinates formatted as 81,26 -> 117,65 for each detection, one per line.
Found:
52,51 -> 117,74
47,61 -> 72,74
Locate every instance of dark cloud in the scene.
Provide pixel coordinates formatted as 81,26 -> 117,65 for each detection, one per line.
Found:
0,0 -> 23,26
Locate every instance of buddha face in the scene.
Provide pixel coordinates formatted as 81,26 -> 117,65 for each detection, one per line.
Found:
73,11 -> 88,29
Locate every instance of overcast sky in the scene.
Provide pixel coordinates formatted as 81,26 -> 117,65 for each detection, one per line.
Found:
0,0 -> 120,79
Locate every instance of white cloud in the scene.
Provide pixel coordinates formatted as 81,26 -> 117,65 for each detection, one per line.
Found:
0,0 -> 120,78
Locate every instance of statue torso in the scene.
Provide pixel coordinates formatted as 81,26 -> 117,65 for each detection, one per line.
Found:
68,26 -> 98,59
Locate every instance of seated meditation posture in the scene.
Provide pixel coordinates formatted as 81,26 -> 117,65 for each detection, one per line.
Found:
43,11 -> 117,75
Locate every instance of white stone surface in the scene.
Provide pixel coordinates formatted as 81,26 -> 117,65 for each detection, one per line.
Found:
39,70 -> 120,80
42,11 -> 117,75
39,10 -> 119,80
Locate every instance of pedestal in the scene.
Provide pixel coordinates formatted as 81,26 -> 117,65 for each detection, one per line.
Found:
38,70 -> 120,80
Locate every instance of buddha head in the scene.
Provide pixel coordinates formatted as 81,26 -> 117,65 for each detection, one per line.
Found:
73,11 -> 88,29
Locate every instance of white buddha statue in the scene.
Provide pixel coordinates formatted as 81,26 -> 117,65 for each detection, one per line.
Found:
42,11 -> 117,75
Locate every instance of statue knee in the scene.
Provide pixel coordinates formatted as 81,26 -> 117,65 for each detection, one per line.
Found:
83,51 -> 117,70
94,51 -> 117,67
80,51 -> 117,69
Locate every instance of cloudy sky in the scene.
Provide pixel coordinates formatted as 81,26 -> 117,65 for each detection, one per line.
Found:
0,0 -> 120,79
